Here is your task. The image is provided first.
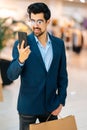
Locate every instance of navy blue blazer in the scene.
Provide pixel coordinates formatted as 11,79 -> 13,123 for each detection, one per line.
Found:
7,32 -> 68,115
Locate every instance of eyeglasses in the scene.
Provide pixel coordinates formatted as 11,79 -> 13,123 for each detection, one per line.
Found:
30,19 -> 44,25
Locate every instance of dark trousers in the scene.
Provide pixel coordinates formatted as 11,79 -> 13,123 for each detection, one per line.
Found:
19,113 -> 58,130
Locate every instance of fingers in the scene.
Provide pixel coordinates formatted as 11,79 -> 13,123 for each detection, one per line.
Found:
24,45 -> 30,51
17,41 -> 30,51
24,48 -> 31,55
51,105 -> 63,116
18,40 -> 26,50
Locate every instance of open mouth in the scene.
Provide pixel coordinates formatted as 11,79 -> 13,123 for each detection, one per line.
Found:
34,28 -> 41,33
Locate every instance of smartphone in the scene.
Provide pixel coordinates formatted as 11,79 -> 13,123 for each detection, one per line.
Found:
18,31 -> 27,48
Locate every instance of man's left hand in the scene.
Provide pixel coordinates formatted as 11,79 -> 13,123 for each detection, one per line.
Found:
51,104 -> 63,116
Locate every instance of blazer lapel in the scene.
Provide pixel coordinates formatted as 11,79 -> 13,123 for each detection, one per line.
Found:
47,34 -> 59,73
27,33 -> 46,71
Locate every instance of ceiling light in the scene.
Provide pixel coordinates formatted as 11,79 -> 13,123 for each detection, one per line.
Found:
80,0 -> 85,3
68,0 -> 74,1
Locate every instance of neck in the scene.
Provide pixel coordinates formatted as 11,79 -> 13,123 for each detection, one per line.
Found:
38,32 -> 48,47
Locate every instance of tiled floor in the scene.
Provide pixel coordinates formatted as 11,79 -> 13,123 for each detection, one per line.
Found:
0,49 -> 87,130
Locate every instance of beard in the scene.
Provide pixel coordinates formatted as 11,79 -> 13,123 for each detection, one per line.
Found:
33,27 -> 45,37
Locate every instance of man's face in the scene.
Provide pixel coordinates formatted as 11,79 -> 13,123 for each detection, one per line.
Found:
30,13 -> 50,37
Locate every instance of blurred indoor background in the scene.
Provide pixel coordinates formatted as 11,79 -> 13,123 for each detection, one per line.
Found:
0,0 -> 87,130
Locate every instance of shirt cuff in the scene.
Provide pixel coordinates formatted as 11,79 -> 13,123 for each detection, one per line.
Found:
18,60 -> 25,66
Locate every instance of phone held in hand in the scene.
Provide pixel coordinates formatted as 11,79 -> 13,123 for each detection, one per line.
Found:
18,31 -> 27,48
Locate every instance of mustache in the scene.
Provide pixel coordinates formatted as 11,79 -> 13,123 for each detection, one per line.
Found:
33,27 -> 41,30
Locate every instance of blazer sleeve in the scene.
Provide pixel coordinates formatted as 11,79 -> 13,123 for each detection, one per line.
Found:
7,40 -> 23,81
57,41 -> 68,106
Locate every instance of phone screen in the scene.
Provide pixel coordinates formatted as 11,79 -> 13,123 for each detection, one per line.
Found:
18,31 -> 27,48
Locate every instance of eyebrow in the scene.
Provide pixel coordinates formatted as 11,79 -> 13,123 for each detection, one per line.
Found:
30,19 -> 44,21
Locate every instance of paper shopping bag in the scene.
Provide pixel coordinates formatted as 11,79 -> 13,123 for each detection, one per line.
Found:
0,83 -> 3,101
29,115 -> 77,130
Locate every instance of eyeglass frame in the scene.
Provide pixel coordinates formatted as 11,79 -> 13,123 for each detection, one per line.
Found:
30,19 -> 45,25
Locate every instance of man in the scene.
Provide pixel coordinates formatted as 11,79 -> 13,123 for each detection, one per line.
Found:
7,2 -> 68,130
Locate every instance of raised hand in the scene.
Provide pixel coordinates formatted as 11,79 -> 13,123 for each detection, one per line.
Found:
17,40 -> 31,63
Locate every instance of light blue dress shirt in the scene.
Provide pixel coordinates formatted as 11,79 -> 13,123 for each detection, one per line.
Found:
35,35 -> 53,72
19,35 -> 53,72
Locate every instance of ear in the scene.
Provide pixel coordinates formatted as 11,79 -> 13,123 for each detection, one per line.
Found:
47,19 -> 50,24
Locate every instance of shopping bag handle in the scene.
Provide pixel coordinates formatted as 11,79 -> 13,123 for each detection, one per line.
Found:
46,114 -> 52,121
46,114 -> 62,122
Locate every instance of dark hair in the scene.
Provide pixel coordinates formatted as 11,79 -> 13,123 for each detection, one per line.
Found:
27,2 -> 51,20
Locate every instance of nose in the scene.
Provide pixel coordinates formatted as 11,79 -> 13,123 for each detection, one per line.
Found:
33,22 -> 39,27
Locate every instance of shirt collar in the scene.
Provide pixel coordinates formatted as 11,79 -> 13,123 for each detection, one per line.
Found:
34,34 -> 51,46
